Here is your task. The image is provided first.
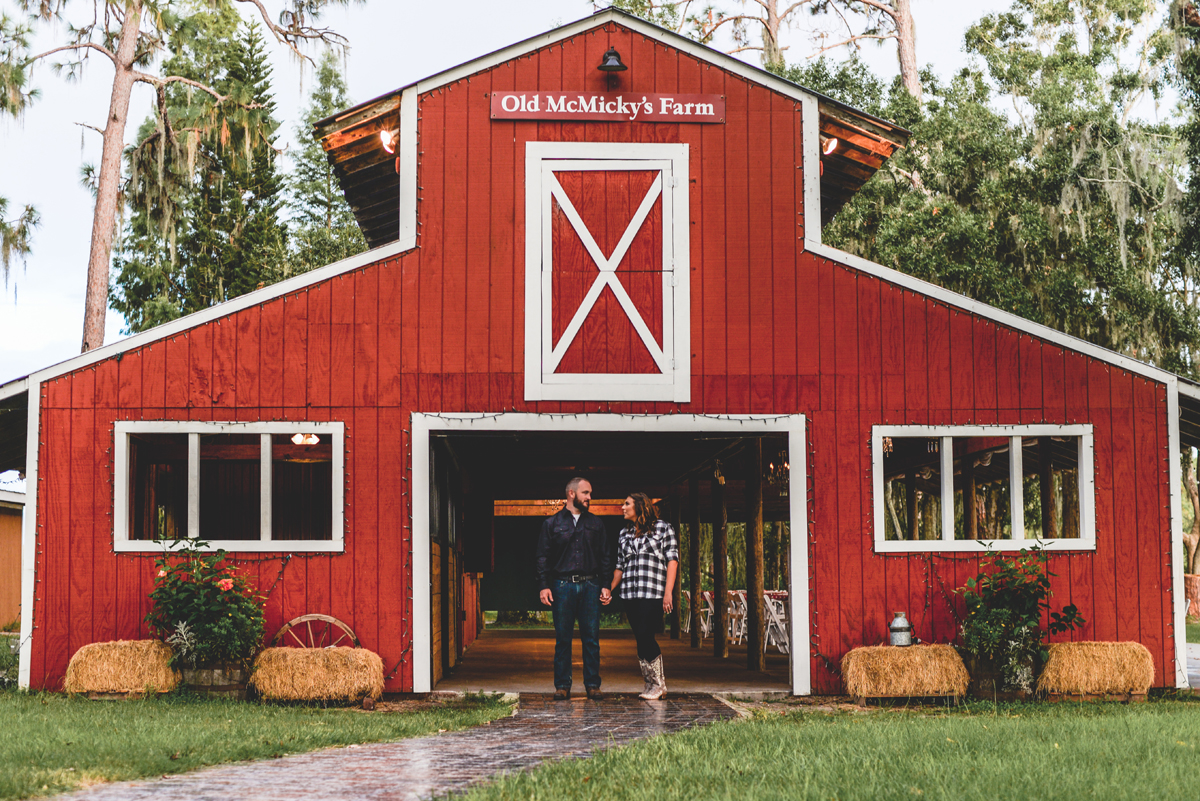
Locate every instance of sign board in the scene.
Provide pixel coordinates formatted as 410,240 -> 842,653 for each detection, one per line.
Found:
492,91 -> 725,123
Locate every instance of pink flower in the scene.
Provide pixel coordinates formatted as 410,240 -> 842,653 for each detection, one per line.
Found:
157,570 -> 166,578
217,578 -> 234,592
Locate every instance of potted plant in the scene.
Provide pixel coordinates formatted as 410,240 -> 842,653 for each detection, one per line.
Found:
145,539 -> 265,699
957,546 -> 1085,699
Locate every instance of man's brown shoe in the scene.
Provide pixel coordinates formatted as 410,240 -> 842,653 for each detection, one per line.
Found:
553,688 -> 570,700
586,687 -> 604,700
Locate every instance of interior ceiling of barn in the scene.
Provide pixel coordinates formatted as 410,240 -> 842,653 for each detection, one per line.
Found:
437,431 -> 792,522
0,391 -> 26,474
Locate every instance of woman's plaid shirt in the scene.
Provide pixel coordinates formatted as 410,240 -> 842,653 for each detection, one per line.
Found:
615,520 -> 680,600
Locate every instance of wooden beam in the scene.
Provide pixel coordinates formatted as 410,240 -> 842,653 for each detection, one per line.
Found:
1039,442 -> 1057,539
669,489 -> 682,640
906,471 -> 918,540
689,475 -> 702,649
965,459 -> 978,540
747,439 -> 766,671
712,474 -> 728,659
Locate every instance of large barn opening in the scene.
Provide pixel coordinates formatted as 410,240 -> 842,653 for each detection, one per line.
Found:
414,414 -> 807,694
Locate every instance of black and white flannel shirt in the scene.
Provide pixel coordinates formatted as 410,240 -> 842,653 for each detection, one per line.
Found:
615,519 -> 680,600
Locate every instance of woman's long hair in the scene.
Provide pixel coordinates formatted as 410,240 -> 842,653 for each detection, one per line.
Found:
628,492 -> 658,536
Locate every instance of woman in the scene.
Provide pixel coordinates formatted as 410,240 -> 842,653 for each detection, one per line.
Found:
610,493 -> 679,700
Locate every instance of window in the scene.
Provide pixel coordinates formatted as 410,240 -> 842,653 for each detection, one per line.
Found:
115,422 -> 344,552
872,425 -> 1094,552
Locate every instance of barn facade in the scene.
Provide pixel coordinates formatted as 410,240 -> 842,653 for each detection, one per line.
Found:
0,8 -> 1191,694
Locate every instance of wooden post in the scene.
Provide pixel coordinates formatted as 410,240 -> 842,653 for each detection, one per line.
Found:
669,490 -> 682,639
712,474 -> 728,659
1039,442 -> 1057,539
905,471 -> 918,540
965,459 -> 977,540
747,438 -> 766,671
689,474 -> 702,648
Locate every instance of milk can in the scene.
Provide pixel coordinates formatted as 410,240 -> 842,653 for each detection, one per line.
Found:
889,611 -> 912,646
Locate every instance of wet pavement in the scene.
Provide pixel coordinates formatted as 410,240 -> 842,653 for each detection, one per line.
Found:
64,694 -> 738,800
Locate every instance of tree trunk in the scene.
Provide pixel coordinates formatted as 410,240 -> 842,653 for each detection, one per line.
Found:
761,0 -> 784,69
892,0 -> 921,100
1185,454 -> 1200,575
82,2 -> 142,352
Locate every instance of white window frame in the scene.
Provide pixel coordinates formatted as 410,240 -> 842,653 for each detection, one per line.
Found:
113,421 -> 345,553
524,141 -> 691,402
871,424 -> 1095,553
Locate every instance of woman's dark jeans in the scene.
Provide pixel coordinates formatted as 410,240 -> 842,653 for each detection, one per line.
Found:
551,577 -> 601,690
624,597 -> 663,661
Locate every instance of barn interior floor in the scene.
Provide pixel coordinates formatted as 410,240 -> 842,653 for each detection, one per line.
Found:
435,628 -> 791,694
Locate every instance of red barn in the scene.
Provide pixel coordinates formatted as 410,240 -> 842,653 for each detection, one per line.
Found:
1,8 -> 1193,694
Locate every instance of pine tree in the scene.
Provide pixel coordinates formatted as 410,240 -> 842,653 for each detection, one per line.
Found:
289,51 -> 366,272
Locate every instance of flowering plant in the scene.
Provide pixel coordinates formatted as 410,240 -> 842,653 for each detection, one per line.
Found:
145,538 -> 265,670
957,546 -> 1085,691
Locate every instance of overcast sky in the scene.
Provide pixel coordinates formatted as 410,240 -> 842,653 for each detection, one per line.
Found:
0,0 -> 1017,386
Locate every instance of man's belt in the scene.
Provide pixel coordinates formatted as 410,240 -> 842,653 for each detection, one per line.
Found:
556,574 -> 596,583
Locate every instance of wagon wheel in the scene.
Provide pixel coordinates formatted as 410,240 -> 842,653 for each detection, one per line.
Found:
271,614 -> 359,649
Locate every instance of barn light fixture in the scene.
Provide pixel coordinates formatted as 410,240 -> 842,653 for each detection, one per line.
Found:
766,450 -> 790,497
291,433 -> 320,446
821,136 -> 839,155
379,129 -> 397,154
597,47 -> 628,72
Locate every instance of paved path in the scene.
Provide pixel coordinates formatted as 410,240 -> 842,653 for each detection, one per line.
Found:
1187,643 -> 1200,689
65,694 -> 737,801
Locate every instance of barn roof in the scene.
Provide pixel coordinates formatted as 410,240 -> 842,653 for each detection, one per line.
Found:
312,7 -> 911,248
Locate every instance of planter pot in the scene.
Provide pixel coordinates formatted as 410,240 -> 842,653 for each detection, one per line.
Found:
1185,574 -> 1200,618
963,654 -> 1033,701
180,664 -> 249,700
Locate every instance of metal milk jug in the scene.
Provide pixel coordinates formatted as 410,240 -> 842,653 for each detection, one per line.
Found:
889,611 -> 912,646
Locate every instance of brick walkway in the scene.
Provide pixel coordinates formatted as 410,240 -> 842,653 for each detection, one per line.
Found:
64,694 -> 738,800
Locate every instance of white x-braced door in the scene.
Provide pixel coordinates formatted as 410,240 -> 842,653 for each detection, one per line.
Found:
524,142 -> 690,402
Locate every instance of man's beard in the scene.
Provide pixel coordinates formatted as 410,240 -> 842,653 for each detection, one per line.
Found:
578,497 -> 589,510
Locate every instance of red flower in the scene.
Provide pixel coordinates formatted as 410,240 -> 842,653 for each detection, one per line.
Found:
217,578 -> 234,592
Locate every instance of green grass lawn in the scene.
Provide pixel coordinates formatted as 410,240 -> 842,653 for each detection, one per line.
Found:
0,691 -> 511,800
1187,619 -> 1200,643
463,697 -> 1200,801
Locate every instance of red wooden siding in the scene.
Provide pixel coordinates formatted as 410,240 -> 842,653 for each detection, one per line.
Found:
26,22 -> 1176,693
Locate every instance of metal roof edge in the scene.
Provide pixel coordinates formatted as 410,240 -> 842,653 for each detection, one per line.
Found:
0,489 -> 24,505
25,238 -> 414,386
806,241 -> 1176,385
0,378 -> 28,403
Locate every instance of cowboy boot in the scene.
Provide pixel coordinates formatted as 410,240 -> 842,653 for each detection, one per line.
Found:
638,658 -> 654,695
639,655 -> 667,700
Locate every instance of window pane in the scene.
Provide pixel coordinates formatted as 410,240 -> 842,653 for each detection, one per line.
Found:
953,436 -> 1012,540
271,434 -> 333,541
199,434 -> 261,541
881,437 -> 943,540
1021,437 -> 1080,540
129,433 -> 188,541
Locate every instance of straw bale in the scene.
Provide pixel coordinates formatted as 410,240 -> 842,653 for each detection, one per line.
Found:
63,640 -> 179,694
1036,641 -> 1155,696
841,644 -> 969,699
251,647 -> 384,702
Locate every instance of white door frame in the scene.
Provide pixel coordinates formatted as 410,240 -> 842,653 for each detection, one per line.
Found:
410,412 -> 810,694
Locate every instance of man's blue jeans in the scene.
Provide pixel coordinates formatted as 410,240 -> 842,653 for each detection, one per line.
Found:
550,577 -> 601,690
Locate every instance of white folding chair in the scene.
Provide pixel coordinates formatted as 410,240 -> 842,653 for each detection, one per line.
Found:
681,590 -> 692,634
728,590 -> 747,645
764,593 -> 790,654
700,591 -> 716,639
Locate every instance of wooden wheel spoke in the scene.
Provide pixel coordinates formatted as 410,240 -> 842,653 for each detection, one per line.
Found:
286,628 -> 305,648
330,631 -> 348,647
306,620 -> 315,647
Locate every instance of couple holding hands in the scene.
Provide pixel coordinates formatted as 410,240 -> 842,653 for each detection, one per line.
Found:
535,478 -> 679,701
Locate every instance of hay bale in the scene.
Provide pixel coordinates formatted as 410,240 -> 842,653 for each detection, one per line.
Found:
251,647 -> 383,703
63,640 -> 179,694
841,644 -> 969,699
1036,642 -> 1155,696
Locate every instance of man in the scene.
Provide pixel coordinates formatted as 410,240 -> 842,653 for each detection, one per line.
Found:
536,477 -> 612,700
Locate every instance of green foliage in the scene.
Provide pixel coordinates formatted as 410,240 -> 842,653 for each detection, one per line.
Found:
145,539 -> 265,670
0,195 -> 37,294
957,547 -> 1084,691
0,637 -> 16,689
288,50 -> 366,272
0,691 -> 511,799
786,0 -> 1200,374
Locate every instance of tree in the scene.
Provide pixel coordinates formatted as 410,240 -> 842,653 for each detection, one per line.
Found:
0,0 -> 359,353
787,0 -> 1198,373
288,50 -> 365,273
111,17 -> 290,332
0,195 -> 37,297
608,0 -> 921,96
